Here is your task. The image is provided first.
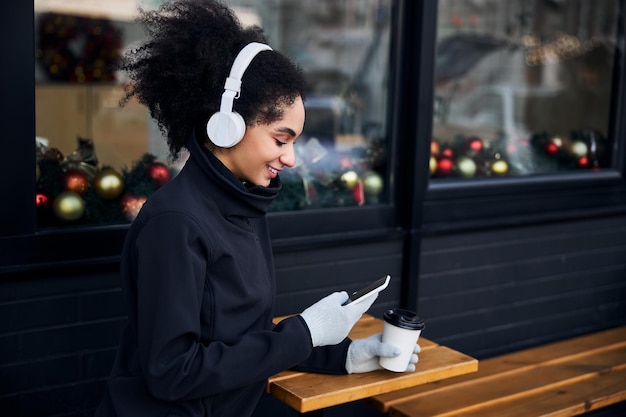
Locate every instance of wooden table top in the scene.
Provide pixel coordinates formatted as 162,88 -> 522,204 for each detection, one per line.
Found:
268,314 -> 478,413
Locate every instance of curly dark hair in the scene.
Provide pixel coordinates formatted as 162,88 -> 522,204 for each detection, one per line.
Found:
119,0 -> 307,157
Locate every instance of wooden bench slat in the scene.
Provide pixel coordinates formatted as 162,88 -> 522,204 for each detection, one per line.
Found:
407,367 -> 626,417
368,326 -> 626,413
387,345 -> 626,417
268,345 -> 477,413
346,315 -> 385,340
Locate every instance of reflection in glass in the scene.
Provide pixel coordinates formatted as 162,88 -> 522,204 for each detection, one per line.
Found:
432,0 -> 618,179
33,0 -> 393,228
252,0 -> 392,211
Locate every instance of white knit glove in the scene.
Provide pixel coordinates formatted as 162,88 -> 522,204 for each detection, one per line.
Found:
300,291 -> 378,347
346,333 -> 421,374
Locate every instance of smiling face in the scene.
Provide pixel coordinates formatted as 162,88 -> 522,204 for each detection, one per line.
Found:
213,96 -> 305,187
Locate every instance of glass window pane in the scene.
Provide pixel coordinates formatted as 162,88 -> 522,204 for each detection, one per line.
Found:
34,0 -> 393,227
432,0 -> 619,179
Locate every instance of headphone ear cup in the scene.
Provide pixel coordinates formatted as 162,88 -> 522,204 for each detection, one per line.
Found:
206,111 -> 246,148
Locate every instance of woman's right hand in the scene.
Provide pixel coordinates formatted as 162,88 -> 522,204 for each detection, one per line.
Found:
300,291 -> 378,347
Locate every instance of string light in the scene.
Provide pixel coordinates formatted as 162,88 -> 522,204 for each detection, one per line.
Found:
523,32 -> 599,66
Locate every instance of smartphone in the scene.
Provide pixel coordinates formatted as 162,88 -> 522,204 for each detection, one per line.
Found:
342,275 -> 391,306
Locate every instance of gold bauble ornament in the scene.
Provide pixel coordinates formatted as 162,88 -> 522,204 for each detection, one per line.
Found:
53,191 -> 85,221
94,169 -> 125,200
570,140 -> 588,158
552,136 -> 564,148
429,156 -> 438,175
491,159 -> 509,176
340,170 -> 359,189
456,156 -> 477,177
363,171 -> 384,195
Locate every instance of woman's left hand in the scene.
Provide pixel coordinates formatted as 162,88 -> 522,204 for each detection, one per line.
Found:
345,333 -> 420,374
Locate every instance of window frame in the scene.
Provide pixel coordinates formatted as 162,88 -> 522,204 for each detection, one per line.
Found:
407,0 -> 626,234
0,0 -> 404,272
2,0 -> 626,274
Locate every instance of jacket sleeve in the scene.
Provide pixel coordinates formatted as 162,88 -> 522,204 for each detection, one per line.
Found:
132,212 -> 313,402
291,338 -> 351,374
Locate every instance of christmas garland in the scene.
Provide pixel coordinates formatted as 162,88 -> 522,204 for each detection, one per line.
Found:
36,137 -> 173,227
36,12 -> 122,82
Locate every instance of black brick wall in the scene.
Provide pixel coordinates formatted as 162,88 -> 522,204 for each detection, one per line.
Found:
273,238 -> 405,318
0,265 -> 124,417
2,215 -> 626,416
417,214 -> 626,359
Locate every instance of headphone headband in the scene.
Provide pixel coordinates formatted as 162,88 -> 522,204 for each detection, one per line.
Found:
226,42 -> 273,91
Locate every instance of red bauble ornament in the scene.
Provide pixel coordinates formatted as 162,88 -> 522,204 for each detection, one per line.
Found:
42,147 -> 64,162
577,156 -> 589,168
430,139 -> 441,157
451,14 -> 463,27
436,157 -> 453,176
63,169 -> 90,195
148,162 -> 171,188
466,137 -> 483,153
544,142 -> 559,155
35,193 -> 50,208
352,179 -> 364,206
120,193 -> 147,221
441,147 -> 454,159
340,157 -> 353,170
545,136 -> 562,155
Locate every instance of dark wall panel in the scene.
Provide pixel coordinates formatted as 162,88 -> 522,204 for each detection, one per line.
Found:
0,266 -> 123,417
416,215 -> 626,359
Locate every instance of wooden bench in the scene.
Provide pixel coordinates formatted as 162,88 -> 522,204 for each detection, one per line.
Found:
367,326 -> 626,417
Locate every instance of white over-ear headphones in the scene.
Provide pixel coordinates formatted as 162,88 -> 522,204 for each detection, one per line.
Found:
206,42 -> 273,148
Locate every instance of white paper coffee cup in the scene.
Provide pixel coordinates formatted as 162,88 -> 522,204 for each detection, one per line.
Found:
379,309 -> 425,372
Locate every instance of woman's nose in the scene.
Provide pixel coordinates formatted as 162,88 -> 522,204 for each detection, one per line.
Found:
281,144 -> 296,168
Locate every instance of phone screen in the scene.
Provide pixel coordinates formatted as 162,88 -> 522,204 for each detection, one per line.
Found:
343,275 -> 390,305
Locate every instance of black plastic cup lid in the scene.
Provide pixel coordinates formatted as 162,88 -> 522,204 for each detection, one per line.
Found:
383,308 -> 425,330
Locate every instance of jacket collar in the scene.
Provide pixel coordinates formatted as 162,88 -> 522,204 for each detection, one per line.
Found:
185,132 -> 281,218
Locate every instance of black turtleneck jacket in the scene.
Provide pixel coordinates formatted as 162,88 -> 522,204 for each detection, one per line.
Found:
95,135 -> 350,417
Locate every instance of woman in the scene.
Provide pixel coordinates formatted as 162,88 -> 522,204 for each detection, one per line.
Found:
95,1 -> 417,416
